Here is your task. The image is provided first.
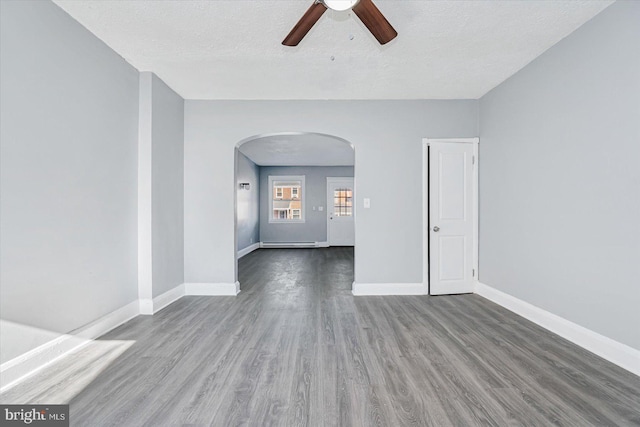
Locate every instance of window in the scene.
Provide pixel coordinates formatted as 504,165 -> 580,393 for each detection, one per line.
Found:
333,188 -> 353,217
269,175 -> 305,223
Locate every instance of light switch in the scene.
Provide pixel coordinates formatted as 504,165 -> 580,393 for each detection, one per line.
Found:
319,206 -> 324,211
364,198 -> 371,209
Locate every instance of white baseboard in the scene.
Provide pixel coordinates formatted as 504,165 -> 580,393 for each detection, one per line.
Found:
185,282 -> 240,296
0,300 -> 140,392
317,241 -> 329,248
140,283 -> 188,315
139,298 -> 153,315
238,242 -> 260,259
352,282 -> 428,296
152,283 -> 186,312
475,282 -> 640,377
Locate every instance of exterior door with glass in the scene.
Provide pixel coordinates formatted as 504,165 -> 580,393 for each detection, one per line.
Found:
327,177 -> 355,246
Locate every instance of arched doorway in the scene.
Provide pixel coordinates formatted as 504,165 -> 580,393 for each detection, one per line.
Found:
234,132 -> 355,289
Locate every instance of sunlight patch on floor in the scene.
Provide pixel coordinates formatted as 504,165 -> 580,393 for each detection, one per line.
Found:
0,340 -> 135,404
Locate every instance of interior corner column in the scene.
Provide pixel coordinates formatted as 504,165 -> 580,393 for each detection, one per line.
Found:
138,72 -> 153,313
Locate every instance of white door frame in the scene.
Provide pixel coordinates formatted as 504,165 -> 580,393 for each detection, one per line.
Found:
326,177 -> 356,246
422,138 -> 479,294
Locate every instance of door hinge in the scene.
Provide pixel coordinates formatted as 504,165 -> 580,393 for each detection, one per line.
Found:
472,156 -> 475,165
472,269 -> 475,277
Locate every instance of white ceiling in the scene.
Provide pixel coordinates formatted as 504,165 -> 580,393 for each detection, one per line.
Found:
52,0 -> 612,100
238,133 -> 355,166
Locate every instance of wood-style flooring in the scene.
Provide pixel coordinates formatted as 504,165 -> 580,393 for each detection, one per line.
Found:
2,248 -> 639,426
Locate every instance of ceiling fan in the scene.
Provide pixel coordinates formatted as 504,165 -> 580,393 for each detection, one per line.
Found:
282,0 -> 397,47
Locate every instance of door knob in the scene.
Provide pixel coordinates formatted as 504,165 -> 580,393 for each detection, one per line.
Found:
433,226 -> 440,232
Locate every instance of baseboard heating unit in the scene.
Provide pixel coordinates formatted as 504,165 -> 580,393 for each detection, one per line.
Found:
260,242 -> 321,248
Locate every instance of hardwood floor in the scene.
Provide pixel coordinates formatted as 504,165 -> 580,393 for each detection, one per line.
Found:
2,248 -> 639,426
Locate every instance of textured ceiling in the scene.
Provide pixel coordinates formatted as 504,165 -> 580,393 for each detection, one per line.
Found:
239,133 -> 355,166
52,0 -> 612,100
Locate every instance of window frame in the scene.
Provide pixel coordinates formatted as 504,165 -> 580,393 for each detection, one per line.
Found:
269,175 -> 306,224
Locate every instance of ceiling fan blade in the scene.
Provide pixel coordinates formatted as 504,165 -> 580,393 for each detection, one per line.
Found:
352,0 -> 397,45
282,1 -> 327,46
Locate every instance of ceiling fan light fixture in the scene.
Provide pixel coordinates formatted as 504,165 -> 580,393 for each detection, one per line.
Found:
283,0 -> 396,46
322,0 -> 360,12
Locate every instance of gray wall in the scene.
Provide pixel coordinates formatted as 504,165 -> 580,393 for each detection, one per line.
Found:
236,152 -> 260,252
0,1 -> 139,362
151,75 -> 185,297
184,100 -> 478,285
479,1 -> 640,350
259,166 -> 354,243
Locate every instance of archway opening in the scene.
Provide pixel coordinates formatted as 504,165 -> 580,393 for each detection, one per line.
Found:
234,132 -> 356,289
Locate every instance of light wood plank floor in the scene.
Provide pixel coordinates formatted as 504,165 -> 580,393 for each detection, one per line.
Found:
2,248 -> 639,426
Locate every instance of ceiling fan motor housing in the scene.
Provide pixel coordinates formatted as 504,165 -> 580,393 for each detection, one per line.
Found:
322,0 -> 360,12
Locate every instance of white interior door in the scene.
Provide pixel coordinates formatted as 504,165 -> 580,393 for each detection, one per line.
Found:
327,177 -> 355,246
428,142 -> 476,294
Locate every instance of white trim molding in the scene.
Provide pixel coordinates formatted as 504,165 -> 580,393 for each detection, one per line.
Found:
424,138 -> 479,144
352,282 -> 428,296
139,299 -> 154,315
0,300 -> 140,392
238,242 -> 260,259
185,282 -> 240,296
152,284 -> 186,313
475,282 -> 640,377
141,283 -> 189,315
